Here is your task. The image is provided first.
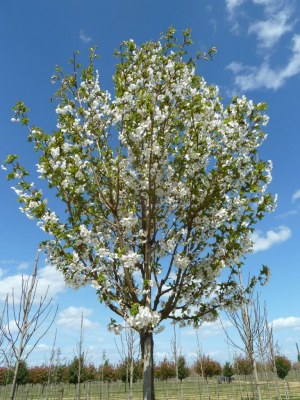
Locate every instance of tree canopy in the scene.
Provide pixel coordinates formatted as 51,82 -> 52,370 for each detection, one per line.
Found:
4,26 -> 274,370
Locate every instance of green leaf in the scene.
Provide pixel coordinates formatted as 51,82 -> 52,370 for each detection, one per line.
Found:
4,154 -> 18,164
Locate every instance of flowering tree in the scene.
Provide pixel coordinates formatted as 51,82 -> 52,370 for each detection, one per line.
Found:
3,28 -> 274,400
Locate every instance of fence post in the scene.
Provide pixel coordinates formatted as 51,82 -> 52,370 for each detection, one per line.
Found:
87,381 -> 91,400
106,381 -> 109,400
59,386 -> 64,400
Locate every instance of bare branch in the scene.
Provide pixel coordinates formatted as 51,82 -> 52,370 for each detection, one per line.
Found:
0,252 -> 57,400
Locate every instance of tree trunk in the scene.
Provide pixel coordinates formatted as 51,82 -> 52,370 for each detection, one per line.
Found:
252,358 -> 262,400
140,331 -> 155,400
9,360 -> 19,400
129,357 -> 134,400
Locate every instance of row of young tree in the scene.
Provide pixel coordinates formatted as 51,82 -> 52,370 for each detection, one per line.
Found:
0,248 -> 295,399
0,237 -> 295,400
157,355 -> 293,383
0,354 -> 293,387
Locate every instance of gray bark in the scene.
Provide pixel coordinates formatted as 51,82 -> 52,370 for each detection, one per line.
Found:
141,331 -> 155,400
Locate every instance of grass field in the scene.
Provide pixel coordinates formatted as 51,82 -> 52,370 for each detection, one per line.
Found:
1,372 -> 300,400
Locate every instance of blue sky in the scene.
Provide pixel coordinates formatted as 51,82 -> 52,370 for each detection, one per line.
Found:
1,0 -> 300,367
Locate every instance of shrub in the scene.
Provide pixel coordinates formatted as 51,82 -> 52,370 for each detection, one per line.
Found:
99,360 -> 117,382
194,356 -> 222,380
68,356 -> 87,384
117,358 -> 142,383
29,365 -> 48,384
233,356 -> 253,376
0,368 -> 9,386
275,355 -> 291,380
85,363 -> 98,381
55,364 -> 69,383
177,356 -> 190,381
155,358 -> 176,381
7,360 -> 29,385
222,362 -> 234,382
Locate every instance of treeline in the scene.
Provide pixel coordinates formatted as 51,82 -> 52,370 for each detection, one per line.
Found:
0,357 -> 146,386
0,354 -> 294,386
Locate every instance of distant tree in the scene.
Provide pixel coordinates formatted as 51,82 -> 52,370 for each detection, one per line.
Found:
68,355 -> 86,384
117,358 -> 142,383
0,254 -> 57,400
223,362 -> 234,382
233,356 -> 253,376
100,360 -> 117,383
169,323 -> 181,382
29,365 -> 48,384
46,329 -> 57,385
194,356 -> 222,381
292,362 -> 300,371
222,272 -> 275,400
0,367 -> 9,386
155,358 -> 176,381
75,312 -> 85,400
111,323 -> 140,399
177,356 -> 190,381
56,364 -> 69,384
0,306 -> 6,367
85,363 -> 97,381
155,357 -> 176,400
275,355 -> 291,380
7,360 -> 29,385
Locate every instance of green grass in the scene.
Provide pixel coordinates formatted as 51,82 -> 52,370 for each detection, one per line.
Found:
1,372 -> 300,399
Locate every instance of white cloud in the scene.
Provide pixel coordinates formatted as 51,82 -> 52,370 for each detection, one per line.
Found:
225,0 -> 245,16
248,9 -> 293,49
209,19 -> 218,34
227,61 -> 278,90
226,0 -> 300,90
271,316 -> 300,330
79,30 -> 92,44
276,210 -> 298,219
34,343 -> 51,352
184,320 -> 232,338
251,0 -> 295,48
252,226 -> 291,252
252,0 -> 270,5
227,0 -> 296,44
252,0 -> 291,12
0,264 -> 65,303
36,265 -> 66,300
16,262 -> 30,271
155,351 -> 168,361
201,320 -> 232,337
292,189 -> 300,202
0,260 -> 15,265
206,350 -> 223,358
57,306 -> 99,330
4,320 -> 19,335
225,0 -> 246,32
228,34 -> 300,90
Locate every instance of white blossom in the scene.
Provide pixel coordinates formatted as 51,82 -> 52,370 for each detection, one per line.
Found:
5,31 -> 274,335
126,306 -> 160,330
